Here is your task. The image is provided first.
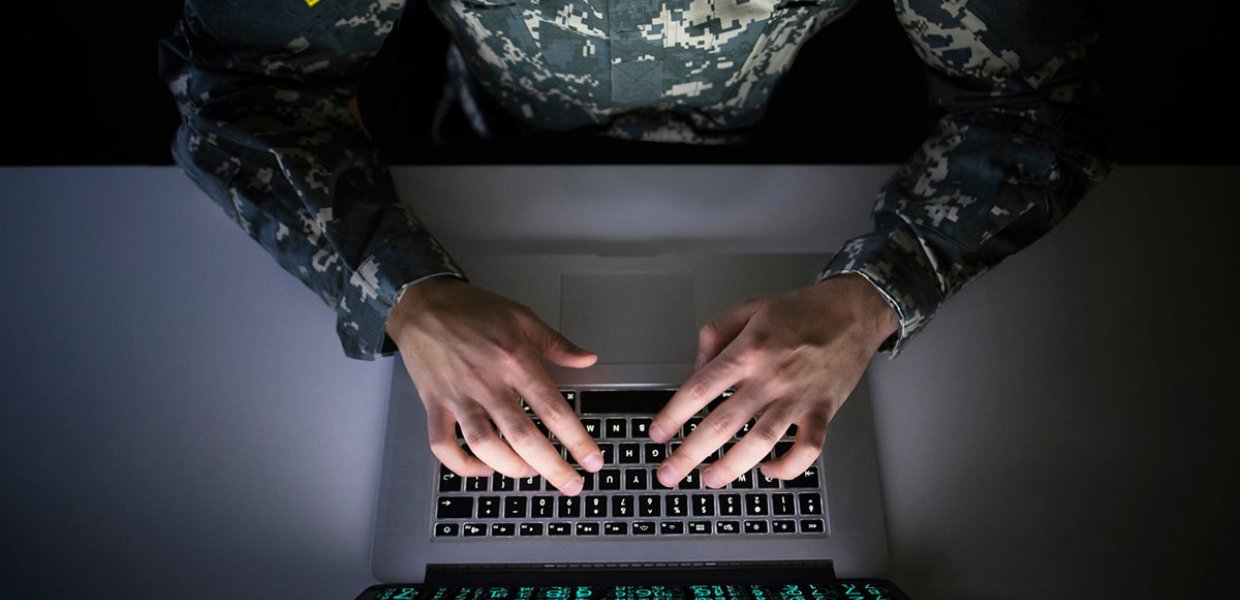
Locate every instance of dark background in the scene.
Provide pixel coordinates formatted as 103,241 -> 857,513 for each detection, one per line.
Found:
2,1 -> 1236,165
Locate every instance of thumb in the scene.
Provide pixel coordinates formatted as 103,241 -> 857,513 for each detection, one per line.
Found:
695,298 -> 762,370
526,318 -> 598,369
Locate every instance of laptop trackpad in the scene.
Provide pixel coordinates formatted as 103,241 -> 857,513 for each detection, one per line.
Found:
560,272 -> 696,365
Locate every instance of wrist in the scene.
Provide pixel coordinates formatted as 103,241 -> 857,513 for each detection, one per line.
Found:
816,274 -> 900,348
386,275 -> 467,340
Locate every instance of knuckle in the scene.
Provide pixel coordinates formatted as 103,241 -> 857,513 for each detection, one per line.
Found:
750,422 -> 785,445
705,409 -> 738,437
462,428 -> 495,450
685,378 -> 715,403
503,421 -> 539,447
537,400 -> 574,428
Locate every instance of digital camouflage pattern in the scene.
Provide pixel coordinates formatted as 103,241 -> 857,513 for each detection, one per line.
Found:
160,0 -> 1111,359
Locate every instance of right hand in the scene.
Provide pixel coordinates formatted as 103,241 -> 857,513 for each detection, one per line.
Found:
385,277 -> 603,495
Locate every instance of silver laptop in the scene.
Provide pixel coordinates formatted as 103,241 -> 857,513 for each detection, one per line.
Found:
371,247 -> 889,582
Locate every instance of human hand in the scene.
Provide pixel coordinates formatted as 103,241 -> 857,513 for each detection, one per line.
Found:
650,274 -> 899,488
385,277 -> 603,495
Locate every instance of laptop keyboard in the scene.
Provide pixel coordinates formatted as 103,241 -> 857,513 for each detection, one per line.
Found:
431,389 -> 827,540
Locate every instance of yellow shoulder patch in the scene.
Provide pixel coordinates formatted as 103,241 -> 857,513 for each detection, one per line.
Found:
305,0 -> 321,6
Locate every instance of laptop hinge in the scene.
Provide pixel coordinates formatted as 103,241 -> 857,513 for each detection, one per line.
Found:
425,560 -> 836,587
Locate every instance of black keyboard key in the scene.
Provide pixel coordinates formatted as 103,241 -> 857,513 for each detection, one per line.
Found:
605,419 -> 627,439
439,466 -> 462,492
670,441 -> 683,454
665,494 -> 688,517
660,521 -> 685,535
576,522 -> 600,536
785,466 -> 821,489
744,520 -> 768,534
729,471 -> 748,490
772,493 -> 795,516
504,496 -> 528,518
772,520 -> 796,533
716,520 -> 740,534
719,494 -> 741,516
560,390 -> 577,408
611,495 -> 634,518
682,418 -> 702,438
598,469 -> 621,490
519,475 -> 541,491
604,522 -> 628,536
585,495 -> 607,518
701,449 -> 718,464
798,493 -> 823,515
582,418 -> 602,439
436,497 -> 473,519
558,496 -> 581,518
624,468 -> 648,490
737,419 -> 756,438
464,476 -> 488,492
632,521 -> 656,535
531,496 -> 554,518
598,443 -> 615,465
787,424 -> 798,437
553,443 -> 565,457
519,523 -> 544,537
800,519 -> 825,533
462,523 -> 486,537
434,523 -> 459,537
644,443 -> 666,464
773,441 -> 793,459
579,470 -> 596,492
618,443 -> 641,464
745,494 -> 769,516
492,474 -> 515,492
478,497 -> 501,519
691,494 -> 715,516
721,442 -> 735,457
548,522 -> 571,536
491,523 -> 515,536
757,474 -> 780,489
532,418 -> 548,438
730,471 -> 754,489
639,494 -> 661,517
632,418 -> 652,438
688,521 -> 712,534
679,470 -> 701,490
651,468 -> 672,490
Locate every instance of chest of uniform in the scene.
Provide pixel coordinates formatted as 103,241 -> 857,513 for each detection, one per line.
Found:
430,0 -> 858,126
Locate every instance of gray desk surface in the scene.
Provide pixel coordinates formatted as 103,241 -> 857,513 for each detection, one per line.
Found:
1,166 -> 1236,599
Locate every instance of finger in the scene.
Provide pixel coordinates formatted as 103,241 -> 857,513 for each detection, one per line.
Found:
488,392 -> 586,496
695,299 -> 762,370
701,402 -> 795,488
426,405 -> 493,477
657,390 -> 762,488
760,409 -> 829,480
456,402 -> 535,479
520,312 -> 598,369
515,364 -> 603,473
650,347 -> 747,444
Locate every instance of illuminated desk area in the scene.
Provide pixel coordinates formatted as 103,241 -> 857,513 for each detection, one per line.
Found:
0,166 -> 1234,599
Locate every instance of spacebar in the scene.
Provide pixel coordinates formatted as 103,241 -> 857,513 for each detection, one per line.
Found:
579,390 -> 675,414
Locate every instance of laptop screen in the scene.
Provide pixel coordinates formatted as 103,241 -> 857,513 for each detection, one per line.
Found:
356,582 -> 908,600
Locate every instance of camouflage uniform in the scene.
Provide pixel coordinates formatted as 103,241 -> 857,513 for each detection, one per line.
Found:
160,0 -> 1112,359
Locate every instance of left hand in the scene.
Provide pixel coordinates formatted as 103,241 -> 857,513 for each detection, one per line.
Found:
650,274 -> 900,488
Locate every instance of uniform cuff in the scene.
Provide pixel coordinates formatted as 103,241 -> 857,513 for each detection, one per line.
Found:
333,228 -> 468,360
817,224 -> 947,356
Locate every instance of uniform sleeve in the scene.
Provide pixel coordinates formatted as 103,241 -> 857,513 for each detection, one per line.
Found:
159,0 -> 465,360
816,0 -> 1114,354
